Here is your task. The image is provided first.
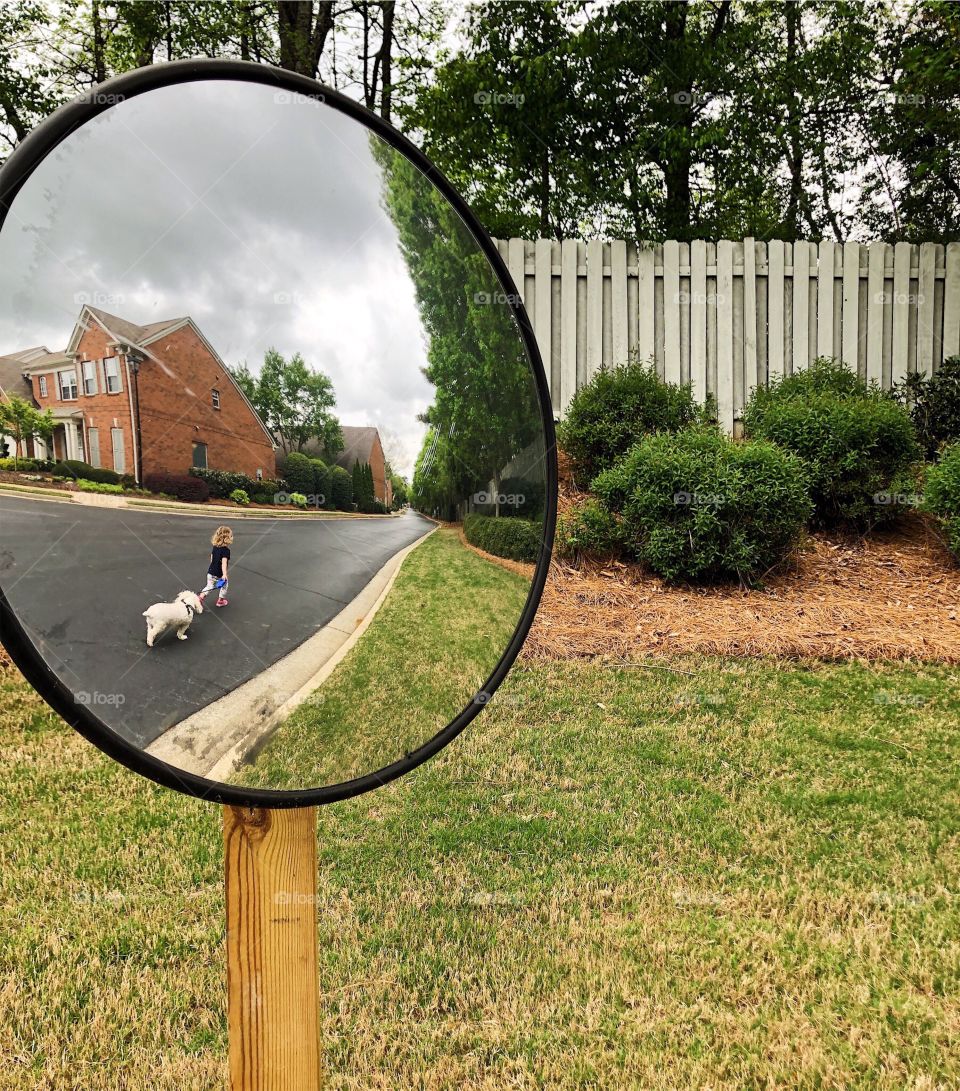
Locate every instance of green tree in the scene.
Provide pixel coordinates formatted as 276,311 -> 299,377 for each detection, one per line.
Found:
233,349 -> 342,459
0,395 -> 53,468
374,136 -> 542,519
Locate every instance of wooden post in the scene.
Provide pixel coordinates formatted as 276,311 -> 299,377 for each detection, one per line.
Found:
224,806 -> 322,1091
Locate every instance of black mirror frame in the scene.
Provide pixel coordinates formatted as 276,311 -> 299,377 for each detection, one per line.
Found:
0,58 -> 557,808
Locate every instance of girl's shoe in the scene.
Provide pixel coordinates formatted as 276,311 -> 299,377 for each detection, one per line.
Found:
216,597 -> 229,607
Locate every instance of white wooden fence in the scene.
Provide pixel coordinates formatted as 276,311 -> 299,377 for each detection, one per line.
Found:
493,237 -> 960,432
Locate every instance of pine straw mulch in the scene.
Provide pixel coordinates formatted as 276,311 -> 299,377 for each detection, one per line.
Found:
456,465 -> 960,663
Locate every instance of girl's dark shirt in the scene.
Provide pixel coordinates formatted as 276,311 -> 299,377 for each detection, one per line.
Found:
209,545 -> 230,576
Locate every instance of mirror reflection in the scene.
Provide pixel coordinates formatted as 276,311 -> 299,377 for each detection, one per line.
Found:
0,79 -> 548,792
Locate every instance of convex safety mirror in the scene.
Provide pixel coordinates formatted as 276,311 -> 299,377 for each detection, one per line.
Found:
0,62 -> 556,805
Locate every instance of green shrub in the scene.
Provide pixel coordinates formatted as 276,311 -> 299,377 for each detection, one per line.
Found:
329,466 -> 353,511
289,491 -> 308,509
558,361 -> 699,484
83,466 -> 121,485
282,452 -> 314,495
0,456 -> 39,472
251,491 -> 275,505
190,467 -> 257,498
76,478 -> 123,494
555,497 -> 626,562
592,427 -> 812,585
895,355 -> 960,459
143,472 -> 210,503
497,476 -> 546,519
743,357 -> 920,528
230,488 -> 250,505
924,442 -> 960,559
309,459 -> 332,507
463,513 -> 543,562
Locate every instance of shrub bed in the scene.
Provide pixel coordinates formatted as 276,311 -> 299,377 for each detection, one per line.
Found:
555,497 -> 625,563
76,479 -> 124,494
143,472 -> 210,503
592,427 -> 812,585
282,452 -> 315,495
924,442 -> 960,560
743,358 -> 920,528
558,361 -> 699,485
896,355 -> 960,459
463,513 -> 542,562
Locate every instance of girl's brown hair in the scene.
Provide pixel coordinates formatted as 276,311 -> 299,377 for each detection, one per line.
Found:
212,526 -> 233,547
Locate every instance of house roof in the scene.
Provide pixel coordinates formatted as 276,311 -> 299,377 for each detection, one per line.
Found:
0,350 -> 43,401
307,423 -> 381,471
74,306 -> 187,353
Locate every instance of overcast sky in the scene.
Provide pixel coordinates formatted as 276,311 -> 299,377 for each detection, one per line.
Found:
0,79 -> 443,478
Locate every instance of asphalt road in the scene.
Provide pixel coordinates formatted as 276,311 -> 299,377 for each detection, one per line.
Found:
0,496 -> 433,748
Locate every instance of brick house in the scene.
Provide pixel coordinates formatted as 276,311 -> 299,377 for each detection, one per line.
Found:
301,425 -> 393,506
0,306 -> 276,481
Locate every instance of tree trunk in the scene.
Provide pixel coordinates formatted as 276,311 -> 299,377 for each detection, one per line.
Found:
278,0 -> 334,78
378,1 -> 394,122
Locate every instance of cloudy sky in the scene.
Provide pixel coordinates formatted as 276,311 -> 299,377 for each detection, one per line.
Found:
0,79 -> 443,478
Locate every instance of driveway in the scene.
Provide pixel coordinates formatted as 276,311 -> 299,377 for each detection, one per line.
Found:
0,496 -> 433,748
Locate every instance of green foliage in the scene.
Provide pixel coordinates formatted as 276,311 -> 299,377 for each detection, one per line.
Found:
143,473 -> 210,503
309,459 -> 331,506
231,349 -> 342,459
75,479 -> 123,494
390,473 -> 409,509
924,442 -> 960,560
463,513 -> 543,563
374,138 -> 541,519
289,492 -> 308,509
895,356 -> 960,459
555,497 -> 626,563
329,466 -> 353,511
352,460 -> 376,512
0,396 -> 53,467
282,451 -> 315,495
0,456 -> 40,472
593,427 -> 812,585
498,475 -> 546,519
189,467 -> 258,499
229,488 -> 250,505
558,362 -> 699,485
743,358 -> 921,528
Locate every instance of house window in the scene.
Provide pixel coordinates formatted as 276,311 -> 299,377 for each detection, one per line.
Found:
58,369 -> 78,400
38,376 -> 47,398
82,359 -> 98,395
110,427 -> 125,473
88,427 -> 101,468
103,356 -> 121,393
211,388 -> 221,410
192,442 -> 208,470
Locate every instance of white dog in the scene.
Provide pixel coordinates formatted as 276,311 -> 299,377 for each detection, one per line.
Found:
143,590 -> 204,647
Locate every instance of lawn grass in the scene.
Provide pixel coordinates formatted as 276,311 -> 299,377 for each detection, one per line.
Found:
237,528 -> 531,790
2,644 -> 959,1088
